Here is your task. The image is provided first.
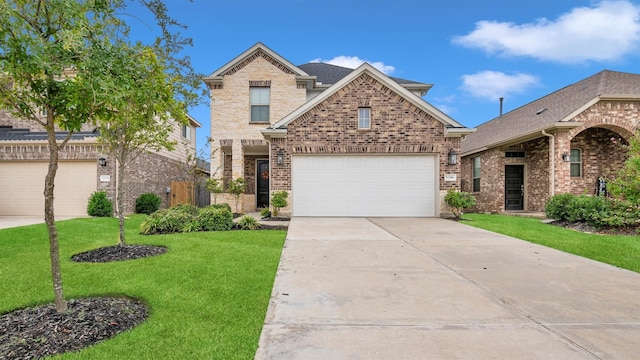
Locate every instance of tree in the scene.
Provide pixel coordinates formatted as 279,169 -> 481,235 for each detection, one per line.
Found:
206,178 -> 224,204
608,132 -> 640,203
271,191 -> 288,218
0,0 -> 202,313
444,189 -> 476,220
227,178 -> 245,214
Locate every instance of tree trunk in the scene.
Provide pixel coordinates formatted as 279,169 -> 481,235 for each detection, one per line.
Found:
45,122 -> 66,313
117,156 -> 126,245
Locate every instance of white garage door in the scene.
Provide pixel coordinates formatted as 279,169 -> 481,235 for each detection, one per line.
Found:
292,155 -> 437,217
0,161 -> 97,216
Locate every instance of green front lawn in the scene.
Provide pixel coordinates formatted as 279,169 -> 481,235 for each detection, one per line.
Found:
0,215 -> 286,359
461,213 -> 640,273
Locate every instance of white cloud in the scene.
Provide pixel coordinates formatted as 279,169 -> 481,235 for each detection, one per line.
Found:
310,56 -> 395,74
460,71 -> 540,101
453,0 -> 640,63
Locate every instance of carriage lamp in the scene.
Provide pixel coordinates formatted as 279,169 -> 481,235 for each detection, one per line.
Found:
276,150 -> 284,166
98,157 -> 107,167
448,149 -> 458,165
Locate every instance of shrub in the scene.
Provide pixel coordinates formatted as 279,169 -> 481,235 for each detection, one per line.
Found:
209,203 -> 232,213
198,206 -> 233,231
227,178 -> 245,214
259,207 -> 271,219
237,215 -> 259,230
140,209 -> 196,235
87,191 -> 113,217
444,189 -> 476,219
544,193 -> 575,221
271,191 -> 288,218
135,192 -> 161,215
171,203 -> 199,216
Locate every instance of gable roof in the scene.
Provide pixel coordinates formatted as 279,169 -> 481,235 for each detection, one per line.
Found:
262,63 -> 472,138
462,70 -> 640,156
203,42 -> 314,88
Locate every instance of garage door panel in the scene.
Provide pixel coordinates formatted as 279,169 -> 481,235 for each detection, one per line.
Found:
292,155 -> 436,217
0,161 -> 97,216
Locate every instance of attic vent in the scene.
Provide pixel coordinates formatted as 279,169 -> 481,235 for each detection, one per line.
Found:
536,108 -> 548,115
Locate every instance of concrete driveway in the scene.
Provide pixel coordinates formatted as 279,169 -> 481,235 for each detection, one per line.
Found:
255,217 -> 640,359
0,216 -> 77,229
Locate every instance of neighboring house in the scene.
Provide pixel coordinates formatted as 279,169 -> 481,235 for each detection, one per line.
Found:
0,112 -> 201,216
460,70 -> 640,213
205,43 -> 473,217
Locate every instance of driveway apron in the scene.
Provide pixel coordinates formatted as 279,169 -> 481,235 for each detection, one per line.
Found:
255,217 -> 640,360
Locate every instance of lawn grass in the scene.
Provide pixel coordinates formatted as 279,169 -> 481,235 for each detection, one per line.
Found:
461,213 -> 640,273
0,215 -> 286,359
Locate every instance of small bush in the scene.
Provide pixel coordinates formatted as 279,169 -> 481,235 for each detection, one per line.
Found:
87,191 -> 113,217
544,193 -> 575,221
198,206 -> 233,231
171,203 -> 199,215
271,191 -> 288,218
259,207 -> 271,219
444,189 -> 476,219
209,203 -> 232,213
237,215 -> 259,230
140,209 -> 196,235
135,193 -> 161,215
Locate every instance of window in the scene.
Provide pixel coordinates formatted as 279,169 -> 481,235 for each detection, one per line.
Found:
182,124 -> 191,139
472,157 -> 481,192
505,151 -> 525,158
358,107 -> 370,129
250,87 -> 270,122
570,148 -> 582,177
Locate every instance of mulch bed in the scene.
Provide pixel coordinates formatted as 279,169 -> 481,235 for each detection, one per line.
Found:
71,244 -> 167,263
549,220 -> 640,236
0,297 -> 148,360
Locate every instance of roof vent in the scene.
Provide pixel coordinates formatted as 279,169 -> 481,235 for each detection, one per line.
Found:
536,108 -> 548,115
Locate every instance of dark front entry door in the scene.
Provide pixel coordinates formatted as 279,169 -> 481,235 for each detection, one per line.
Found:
505,165 -> 524,210
256,160 -> 269,209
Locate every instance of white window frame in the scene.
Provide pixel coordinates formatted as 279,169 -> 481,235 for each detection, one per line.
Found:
570,148 -> 582,177
472,156 -> 481,192
358,107 -> 371,129
250,87 -> 270,123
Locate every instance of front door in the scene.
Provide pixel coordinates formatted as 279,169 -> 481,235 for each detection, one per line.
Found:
505,165 -> 524,211
256,160 -> 269,209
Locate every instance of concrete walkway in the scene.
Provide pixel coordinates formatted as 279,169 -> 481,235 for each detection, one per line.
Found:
255,217 -> 640,359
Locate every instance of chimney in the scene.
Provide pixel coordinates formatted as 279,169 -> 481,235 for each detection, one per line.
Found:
499,97 -> 504,117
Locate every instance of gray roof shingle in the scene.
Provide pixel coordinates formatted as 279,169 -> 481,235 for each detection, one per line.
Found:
0,126 -> 99,141
298,62 -> 426,86
461,70 -> 640,154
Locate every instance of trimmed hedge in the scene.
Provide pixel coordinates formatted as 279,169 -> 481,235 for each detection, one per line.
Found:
140,204 -> 233,235
87,191 -> 113,217
198,206 -> 233,231
135,193 -> 161,215
545,193 -> 640,228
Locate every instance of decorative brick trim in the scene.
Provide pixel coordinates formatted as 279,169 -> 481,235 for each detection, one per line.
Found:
220,139 -> 233,147
249,80 -> 271,87
291,144 -> 440,154
224,50 -> 295,76
212,84 -> 223,89
297,83 -> 306,89
240,139 -> 268,147
0,143 -> 104,160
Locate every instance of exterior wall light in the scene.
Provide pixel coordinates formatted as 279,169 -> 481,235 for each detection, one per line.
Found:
448,149 -> 458,165
562,153 -> 571,162
276,150 -> 284,166
98,157 -> 107,167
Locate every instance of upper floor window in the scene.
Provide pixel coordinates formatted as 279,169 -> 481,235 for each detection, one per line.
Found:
472,156 -> 481,192
182,124 -> 191,139
358,107 -> 370,129
250,87 -> 270,123
570,148 -> 582,177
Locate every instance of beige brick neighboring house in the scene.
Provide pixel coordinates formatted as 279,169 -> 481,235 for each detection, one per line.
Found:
205,43 -> 474,216
460,70 -> 640,213
0,112 -> 202,216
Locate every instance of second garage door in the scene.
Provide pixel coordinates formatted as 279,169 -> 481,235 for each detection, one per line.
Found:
0,161 -> 97,216
292,155 -> 437,217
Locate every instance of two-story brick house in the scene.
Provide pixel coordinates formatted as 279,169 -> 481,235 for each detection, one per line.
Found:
206,43 -> 473,217
0,112 -> 201,216
460,70 -> 640,213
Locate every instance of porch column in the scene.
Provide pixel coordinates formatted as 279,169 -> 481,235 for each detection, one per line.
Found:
210,141 -> 223,179
231,139 -> 244,180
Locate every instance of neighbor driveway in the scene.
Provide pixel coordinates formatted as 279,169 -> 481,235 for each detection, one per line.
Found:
255,217 -> 640,359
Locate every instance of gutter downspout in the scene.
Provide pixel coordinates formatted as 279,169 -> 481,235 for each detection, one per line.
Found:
541,130 -> 555,197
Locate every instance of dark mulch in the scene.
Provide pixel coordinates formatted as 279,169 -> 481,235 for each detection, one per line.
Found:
71,245 -> 167,263
0,297 -> 148,360
549,220 -> 640,236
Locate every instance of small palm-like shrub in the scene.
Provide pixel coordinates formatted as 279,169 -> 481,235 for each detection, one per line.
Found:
198,206 -> 233,231
87,191 -> 113,217
135,192 -> 161,215
140,209 -> 196,235
171,203 -> 199,215
259,207 -> 271,219
237,215 -> 259,230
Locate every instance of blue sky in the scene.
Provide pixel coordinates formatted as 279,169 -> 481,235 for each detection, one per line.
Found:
129,0 -> 640,153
